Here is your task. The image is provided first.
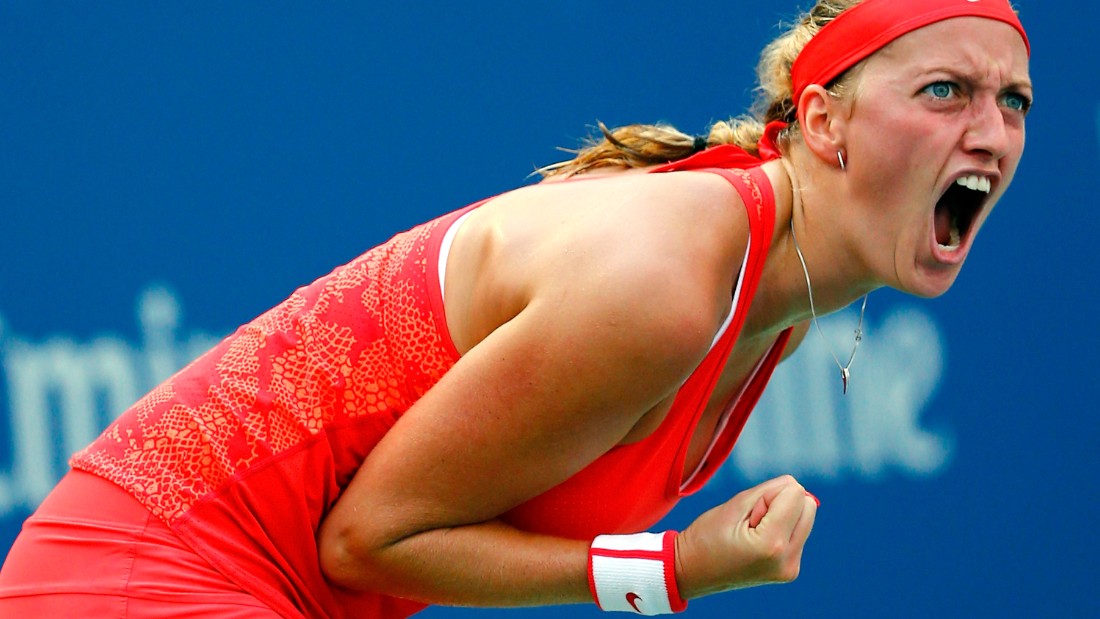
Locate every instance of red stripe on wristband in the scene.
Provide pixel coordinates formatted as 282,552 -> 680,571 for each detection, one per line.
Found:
587,531 -> 687,615
587,548 -> 603,611
660,531 -> 687,613
591,548 -> 666,560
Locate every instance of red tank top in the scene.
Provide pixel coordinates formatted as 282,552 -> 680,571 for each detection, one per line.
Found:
502,164 -> 791,538
70,157 -> 788,618
72,211 -> 466,619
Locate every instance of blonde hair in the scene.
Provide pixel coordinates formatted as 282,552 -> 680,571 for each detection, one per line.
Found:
539,0 -> 864,178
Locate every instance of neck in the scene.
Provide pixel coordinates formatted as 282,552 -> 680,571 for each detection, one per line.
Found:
743,157 -> 880,338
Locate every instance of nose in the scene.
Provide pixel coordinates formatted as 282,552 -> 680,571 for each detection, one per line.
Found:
962,95 -> 1011,161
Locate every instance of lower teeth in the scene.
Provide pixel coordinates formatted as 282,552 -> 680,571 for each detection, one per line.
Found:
940,214 -> 961,250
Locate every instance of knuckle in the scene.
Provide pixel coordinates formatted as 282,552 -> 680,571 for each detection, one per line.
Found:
779,562 -> 801,583
777,475 -> 805,493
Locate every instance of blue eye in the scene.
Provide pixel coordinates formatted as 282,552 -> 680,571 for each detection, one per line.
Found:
1002,92 -> 1031,113
923,82 -> 956,99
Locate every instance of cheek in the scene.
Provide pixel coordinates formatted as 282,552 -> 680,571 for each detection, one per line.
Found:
848,106 -> 954,214
849,124 -> 931,210
1001,126 -> 1026,182
851,104 -> 942,170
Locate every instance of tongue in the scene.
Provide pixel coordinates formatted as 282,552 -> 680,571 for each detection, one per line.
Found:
934,202 -> 952,245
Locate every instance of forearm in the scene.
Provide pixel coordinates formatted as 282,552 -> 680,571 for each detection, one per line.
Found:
321,517 -> 593,608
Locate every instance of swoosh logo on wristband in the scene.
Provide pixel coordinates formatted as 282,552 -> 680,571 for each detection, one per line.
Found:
626,592 -> 643,613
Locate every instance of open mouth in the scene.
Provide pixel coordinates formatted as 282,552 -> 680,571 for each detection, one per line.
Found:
934,174 -> 991,252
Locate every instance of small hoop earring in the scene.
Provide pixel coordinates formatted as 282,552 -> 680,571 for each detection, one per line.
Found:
837,150 -> 847,172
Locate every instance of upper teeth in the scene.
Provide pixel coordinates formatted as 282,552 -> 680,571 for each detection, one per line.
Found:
956,175 -> 992,193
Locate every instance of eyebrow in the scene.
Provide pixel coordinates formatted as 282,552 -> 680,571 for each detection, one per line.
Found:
1003,78 -> 1034,93
915,66 -> 1033,94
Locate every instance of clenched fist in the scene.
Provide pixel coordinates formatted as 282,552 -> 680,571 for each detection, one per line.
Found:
674,475 -> 818,599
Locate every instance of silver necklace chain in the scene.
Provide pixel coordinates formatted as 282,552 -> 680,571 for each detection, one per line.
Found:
789,220 -> 868,394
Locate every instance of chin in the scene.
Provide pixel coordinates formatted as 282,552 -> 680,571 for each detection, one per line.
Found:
900,265 -> 963,299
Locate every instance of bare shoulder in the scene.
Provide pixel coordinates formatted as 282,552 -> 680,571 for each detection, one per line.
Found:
445,170 -> 751,357
321,171 -> 757,571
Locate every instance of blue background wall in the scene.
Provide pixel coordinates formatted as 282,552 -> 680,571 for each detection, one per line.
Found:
1,1 -> 1096,617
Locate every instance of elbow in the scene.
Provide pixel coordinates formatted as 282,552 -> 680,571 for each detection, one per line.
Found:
318,518 -> 386,591
318,522 -> 359,589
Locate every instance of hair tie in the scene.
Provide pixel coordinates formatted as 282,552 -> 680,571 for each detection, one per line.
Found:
692,135 -> 709,153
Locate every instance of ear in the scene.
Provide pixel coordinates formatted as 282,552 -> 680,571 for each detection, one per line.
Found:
797,84 -> 850,169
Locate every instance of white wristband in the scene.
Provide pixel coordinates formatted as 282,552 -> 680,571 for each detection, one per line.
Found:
587,531 -> 687,615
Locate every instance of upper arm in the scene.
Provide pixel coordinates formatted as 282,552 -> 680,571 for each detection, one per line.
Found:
319,170 -> 748,580
322,266 -> 717,554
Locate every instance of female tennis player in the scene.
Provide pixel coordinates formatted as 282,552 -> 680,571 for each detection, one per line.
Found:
0,0 -> 1031,616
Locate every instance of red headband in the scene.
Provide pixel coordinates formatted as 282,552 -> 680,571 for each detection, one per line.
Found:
791,0 -> 1030,106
